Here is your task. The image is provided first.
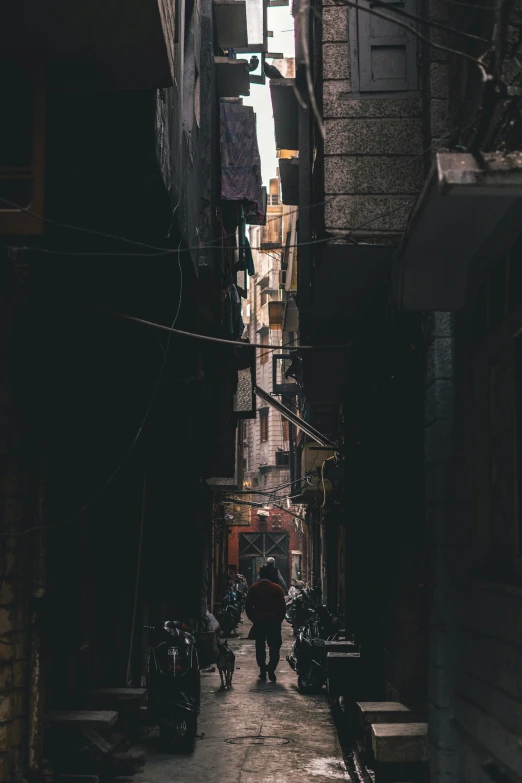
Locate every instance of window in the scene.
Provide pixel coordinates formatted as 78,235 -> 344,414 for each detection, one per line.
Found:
282,418 -> 290,442
260,333 -> 269,365
260,408 -> 269,442
269,193 -> 279,206
349,0 -> 418,93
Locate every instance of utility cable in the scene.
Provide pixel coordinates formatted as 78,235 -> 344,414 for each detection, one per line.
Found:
86,303 -> 354,351
335,0 -> 492,80
368,0 -> 491,44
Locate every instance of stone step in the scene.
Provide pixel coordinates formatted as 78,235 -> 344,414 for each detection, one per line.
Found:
45,711 -> 119,732
89,688 -> 147,702
324,640 -> 360,653
326,651 -> 362,698
357,702 -> 422,732
371,722 -> 429,765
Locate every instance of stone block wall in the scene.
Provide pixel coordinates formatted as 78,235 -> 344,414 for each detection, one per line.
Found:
321,0 -> 423,241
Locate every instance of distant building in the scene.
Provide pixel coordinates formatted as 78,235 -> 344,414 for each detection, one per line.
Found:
243,174 -> 297,492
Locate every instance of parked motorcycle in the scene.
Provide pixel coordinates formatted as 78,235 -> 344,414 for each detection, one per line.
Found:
286,604 -> 340,693
217,578 -> 243,637
145,621 -> 200,751
285,587 -> 319,636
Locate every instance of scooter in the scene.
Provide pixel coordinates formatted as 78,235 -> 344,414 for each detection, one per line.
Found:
286,605 -> 340,693
285,588 -> 316,636
217,579 -> 243,636
145,621 -> 200,751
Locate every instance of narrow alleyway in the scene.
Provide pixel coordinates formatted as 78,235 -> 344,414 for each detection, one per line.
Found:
134,622 -> 349,782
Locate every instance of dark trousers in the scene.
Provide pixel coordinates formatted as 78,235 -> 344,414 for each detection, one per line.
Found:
254,621 -> 283,672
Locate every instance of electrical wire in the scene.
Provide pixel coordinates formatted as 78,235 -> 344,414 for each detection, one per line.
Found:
86,303 -> 355,350
1,244 -> 184,538
368,0 -> 491,44
222,496 -> 306,524
338,0 -> 492,80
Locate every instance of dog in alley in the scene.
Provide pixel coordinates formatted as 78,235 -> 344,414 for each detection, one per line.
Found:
217,640 -> 235,690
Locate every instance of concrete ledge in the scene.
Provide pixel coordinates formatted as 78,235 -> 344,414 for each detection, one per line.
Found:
45,710 -> 119,732
357,702 -> 416,730
327,651 -> 361,697
371,722 -> 429,764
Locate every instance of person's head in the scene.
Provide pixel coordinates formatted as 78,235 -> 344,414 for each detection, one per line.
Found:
259,565 -> 270,580
266,557 -> 275,567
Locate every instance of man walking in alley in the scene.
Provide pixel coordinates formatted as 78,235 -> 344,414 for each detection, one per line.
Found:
246,565 -> 286,682
257,556 -> 288,593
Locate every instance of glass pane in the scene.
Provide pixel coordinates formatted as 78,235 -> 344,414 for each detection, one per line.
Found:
246,0 -> 264,47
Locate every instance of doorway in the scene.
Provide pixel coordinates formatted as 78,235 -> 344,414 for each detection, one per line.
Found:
238,532 -> 289,586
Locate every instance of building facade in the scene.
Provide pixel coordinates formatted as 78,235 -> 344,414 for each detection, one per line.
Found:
276,1 -> 522,781
0,1 -> 269,779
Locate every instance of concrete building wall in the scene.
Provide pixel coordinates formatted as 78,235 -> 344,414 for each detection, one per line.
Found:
245,191 -> 292,492
321,1 -> 423,241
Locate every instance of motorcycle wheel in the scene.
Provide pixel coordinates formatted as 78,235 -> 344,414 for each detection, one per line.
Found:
297,672 -> 319,694
161,713 -> 197,753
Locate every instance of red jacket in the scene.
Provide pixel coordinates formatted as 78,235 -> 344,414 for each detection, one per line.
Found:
245,579 -> 286,624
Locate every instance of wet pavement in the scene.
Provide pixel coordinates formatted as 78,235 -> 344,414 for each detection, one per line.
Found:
134,619 -> 351,782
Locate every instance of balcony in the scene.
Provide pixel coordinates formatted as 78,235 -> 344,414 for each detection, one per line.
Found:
393,152 -> 522,310
1,0 -> 175,89
215,58 -> 251,97
270,79 -> 298,151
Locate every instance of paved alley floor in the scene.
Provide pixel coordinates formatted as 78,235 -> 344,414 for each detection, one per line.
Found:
134,620 -> 350,782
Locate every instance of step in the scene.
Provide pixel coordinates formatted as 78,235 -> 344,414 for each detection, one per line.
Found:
324,640 -> 359,654
89,688 -> 147,702
357,702 -> 419,731
326,651 -> 361,698
45,711 -> 119,732
371,722 -> 429,764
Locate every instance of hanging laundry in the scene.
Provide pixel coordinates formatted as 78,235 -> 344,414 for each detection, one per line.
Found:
220,101 -> 265,223
237,209 -> 256,276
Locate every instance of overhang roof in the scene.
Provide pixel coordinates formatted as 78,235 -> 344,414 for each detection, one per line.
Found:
279,157 -> 299,205
269,78 -> 298,150
393,152 -> 522,311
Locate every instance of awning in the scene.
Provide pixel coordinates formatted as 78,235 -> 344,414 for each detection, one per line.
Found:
255,385 -> 336,448
269,78 -> 298,150
279,157 -> 299,205
393,152 -> 522,311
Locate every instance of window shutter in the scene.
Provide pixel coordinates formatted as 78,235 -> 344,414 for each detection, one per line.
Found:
357,0 -> 417,92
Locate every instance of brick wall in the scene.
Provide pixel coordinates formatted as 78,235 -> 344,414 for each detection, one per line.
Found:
227,508 -> 305,583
